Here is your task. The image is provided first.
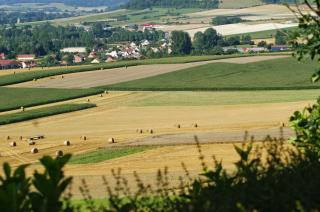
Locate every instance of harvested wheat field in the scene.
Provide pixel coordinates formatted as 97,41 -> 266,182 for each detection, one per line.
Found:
187,4 -> 298,20
0,90 -> 311,166
0,89 -> 313,198
10,55 -> 288,89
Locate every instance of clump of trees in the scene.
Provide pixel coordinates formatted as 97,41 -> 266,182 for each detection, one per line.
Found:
211,16 -> 244,26
171,31 -> 192,55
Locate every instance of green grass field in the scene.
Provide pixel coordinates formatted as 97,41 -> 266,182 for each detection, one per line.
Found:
234,27 -> 298,39
103,58 -> 320,91
70,146 -> 153,164
0,54 -> 256,86
0,87 -> 102,112
128,90 -> 320,107
0,103 -> 95,125
25,8 -> 202,26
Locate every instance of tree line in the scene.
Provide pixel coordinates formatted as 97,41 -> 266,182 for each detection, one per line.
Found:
125,0 -> 219,9
0,0 -> 126,7
0,23 -> 166,58
0,12 -> 77,25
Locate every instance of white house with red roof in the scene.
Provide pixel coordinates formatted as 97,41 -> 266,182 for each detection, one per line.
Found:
16,54 -> 36,61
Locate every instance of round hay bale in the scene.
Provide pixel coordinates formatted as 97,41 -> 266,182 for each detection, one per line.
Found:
149,129 -> 154,134
31,148 -> 38,154
138,129 -> 143,134
28,140 -> 35,146
87,99 -> 90,102
33,78 -> 37,82
56,150 -> 64,157
194,123 -> 198,128
81,136 -> 87,141
108,137 -> 115,143
176,124 -> 181,129
61,75 -> 64,79
6,136 -> 10,140
100,94 -> 103,97
280,122 -> 285,127
21,106 -> 25,112
19,136 -> 23,140
64,140 -> 71,146
104,90 -> 108,94
10,142 -> 16,147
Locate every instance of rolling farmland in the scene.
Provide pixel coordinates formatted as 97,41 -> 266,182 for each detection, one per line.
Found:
104,57 -> 318,91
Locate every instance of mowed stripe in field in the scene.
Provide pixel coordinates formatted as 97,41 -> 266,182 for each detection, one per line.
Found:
10,56 -> 288,89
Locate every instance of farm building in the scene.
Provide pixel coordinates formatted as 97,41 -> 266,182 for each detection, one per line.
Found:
60,47 -> 87,53
16,54 -> 37,68
0,60 -> 21,70
16,54 -> 36,61
271,45 -> 290,52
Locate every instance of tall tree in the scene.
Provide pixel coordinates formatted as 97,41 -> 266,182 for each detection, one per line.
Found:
171,31 -> 192,55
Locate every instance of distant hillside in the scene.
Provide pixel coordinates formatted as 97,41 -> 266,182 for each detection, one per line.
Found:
0,0 -> 129,7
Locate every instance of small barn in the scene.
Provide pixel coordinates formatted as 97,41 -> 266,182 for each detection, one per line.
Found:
0,60 -> 21,70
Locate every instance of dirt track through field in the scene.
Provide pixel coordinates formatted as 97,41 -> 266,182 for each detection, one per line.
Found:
10,55 -> 288,89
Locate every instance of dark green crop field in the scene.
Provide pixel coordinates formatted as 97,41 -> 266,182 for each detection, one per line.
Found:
0,87 -> 102,112
0,103 -> 96,125
102,58 -> 320,91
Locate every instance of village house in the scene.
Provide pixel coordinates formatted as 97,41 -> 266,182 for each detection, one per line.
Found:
88,50 -> 97,59
74,55 -> 85,63
16,54 -> 37,68
106,56 -> 116,63
106,51 -> 119,59
0,53 -> 5,60
0,60 -> 21,70
91,58 -> 100,64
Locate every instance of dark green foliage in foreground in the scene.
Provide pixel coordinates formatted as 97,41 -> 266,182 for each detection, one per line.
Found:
290,97 -> 320,155
0,154 -> 72,212
0,103 -> 95,125
80,139 -> 320,211
0,87 -> 102,112
103,57 -> 319,91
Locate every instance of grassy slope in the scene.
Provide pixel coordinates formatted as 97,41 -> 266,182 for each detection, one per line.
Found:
103,58 -> 319,91
237,27 -> 299,39
0,54 -> 255,86
129,90 -> 320,107
0,103 -> 95,125
70,146 -> 153,164
0,87 -> 102,112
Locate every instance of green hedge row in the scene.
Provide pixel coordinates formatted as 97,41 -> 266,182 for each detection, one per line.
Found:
0,103 -> 96,125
